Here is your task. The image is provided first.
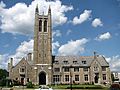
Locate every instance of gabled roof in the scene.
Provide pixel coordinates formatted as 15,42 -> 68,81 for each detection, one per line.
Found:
53,56 -> 94,67
97,56 -> 109,66
53,55 -> 109,67
12,58 -> 30,69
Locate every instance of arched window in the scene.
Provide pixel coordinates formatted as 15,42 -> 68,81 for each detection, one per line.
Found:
39,20 -> 42,32
44,20 -> 47,32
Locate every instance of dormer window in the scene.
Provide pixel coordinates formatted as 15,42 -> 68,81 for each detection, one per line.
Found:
73,61 -> 77,64
54,61 -> 59,64
63,61 -> 68,64
82,61 -> 86,64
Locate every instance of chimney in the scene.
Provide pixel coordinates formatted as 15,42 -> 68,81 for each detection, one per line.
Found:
8,63 -> 10,71
27,53 -> 32,61
10,58 -> 13,67
94,51 -> 97,59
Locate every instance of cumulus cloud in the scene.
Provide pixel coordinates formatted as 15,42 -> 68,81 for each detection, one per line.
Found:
0,1 -> 6,8
66,29 -> 72,35
0,54 -> 9,69
92,18 -> 103,27
95,32 -> 111,41
10,39 -> 33,65
58,38 -> 88,55
0,0 -> 73,35
52,30 -> 62,38
72,10 -> 92,25
106,55 -> 120,72
52,41 -> 60,55
52,30 -> 61,54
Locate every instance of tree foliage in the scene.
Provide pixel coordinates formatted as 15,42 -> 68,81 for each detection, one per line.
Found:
0,69 -> 9,80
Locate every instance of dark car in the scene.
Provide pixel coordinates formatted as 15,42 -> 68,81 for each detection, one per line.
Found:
110,83 -> 120,90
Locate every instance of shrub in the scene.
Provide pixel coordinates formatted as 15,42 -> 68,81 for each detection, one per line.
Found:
26,81 -> 34,88
0,79 -> 13,87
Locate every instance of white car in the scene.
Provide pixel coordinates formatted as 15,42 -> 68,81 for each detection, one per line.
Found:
35,85 -> 53,90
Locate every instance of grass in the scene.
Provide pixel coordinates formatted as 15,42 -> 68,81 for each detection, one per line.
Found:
51,84 -> 109,89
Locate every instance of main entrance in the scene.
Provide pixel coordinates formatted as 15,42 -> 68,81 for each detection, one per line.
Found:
39,72 -> 46,85
94,73 -> 99,83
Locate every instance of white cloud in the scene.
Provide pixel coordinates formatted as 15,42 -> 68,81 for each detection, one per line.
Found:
58,38 -> 88,55
72,10 -> 92,25
95,32 -> 111,41
52,30 -> 61,54
10,39 -> 33,65
106,55 -> 120,72
92,18 -> 103,27
66,29 -> 72,35
0,0 -> 73,35
52,41 -> 60,55
0,1 -> 6,8
0,54 -> 9,69
52,30 -> 62,38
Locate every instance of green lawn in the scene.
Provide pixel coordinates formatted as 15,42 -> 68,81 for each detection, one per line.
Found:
51,84 -> 109,89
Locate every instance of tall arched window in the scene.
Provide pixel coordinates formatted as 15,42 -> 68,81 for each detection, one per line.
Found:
39,20 -> 42,32
44,20 -> 47,32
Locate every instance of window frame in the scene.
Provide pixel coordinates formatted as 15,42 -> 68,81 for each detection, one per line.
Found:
84,74 -> 88,81
75,75 -> 79,81
103,74 -> 106,80
65,75 -> 69,82
44,20 -> 47,32
39,20 -> 42,32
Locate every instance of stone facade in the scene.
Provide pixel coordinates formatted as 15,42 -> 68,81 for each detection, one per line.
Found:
52,55 -> 111,85
8,6 -> 112,85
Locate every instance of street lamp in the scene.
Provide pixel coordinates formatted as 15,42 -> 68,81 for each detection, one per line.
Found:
34,67 -> 37,85
70,65 -> 73,90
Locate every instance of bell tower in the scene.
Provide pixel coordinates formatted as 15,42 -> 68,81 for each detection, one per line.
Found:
34,5 -> 52,65
33,5 -> 52,85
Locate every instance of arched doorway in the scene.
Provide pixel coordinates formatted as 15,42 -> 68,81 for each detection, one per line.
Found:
39,72 -> 46,85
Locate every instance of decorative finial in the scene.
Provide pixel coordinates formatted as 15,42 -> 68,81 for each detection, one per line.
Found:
48,5 -> 51,13
35,4 -> 39,13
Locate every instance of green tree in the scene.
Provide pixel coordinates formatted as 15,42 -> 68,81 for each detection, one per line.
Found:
0,69 -> 9,80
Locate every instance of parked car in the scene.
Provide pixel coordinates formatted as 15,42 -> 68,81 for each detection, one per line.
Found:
110,83 -> 120,90
35,85 -> 53,90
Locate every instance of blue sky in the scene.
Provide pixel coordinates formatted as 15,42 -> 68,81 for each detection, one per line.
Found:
0,0 -> 120,72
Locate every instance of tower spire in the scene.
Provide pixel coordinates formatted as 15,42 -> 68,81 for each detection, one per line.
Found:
48,5 -> 51,14
35,4 -> 39,13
